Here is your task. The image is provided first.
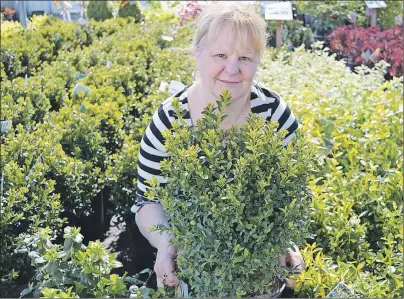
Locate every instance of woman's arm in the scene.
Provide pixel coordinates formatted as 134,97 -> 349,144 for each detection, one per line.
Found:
135,203 -> 179,288
135,203 -> 174,250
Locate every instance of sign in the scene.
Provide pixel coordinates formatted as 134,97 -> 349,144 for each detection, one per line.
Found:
365,1 -> 387,9
265,1 -> 293,21
72,83 -> 92,96
348,11 -> 357,24
1,120 -> 12,134
326,282 -> 354,298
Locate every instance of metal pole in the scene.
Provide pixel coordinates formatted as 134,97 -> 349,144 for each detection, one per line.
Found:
18,0 -> 28,28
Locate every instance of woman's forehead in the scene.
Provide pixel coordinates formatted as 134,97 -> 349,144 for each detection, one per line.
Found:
206,26 -> 255,53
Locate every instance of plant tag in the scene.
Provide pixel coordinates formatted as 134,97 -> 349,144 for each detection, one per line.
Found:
75,73 -> 86,81
369,48 -> 380,63
106,60 -> 112,69
1,120 -> 12,134
24,74 -> 28,90
162,35 -> 174,41
168,80 -> 185,97
159,81 -> 169,92
55,33 -> 61,42
72,83 -> 91,96
361,49 -> 371,62
0,172 -> 4,199
79,103 -> 87,113
348,11 -> 357,23
326,281 -> 355,298
176,280 -> 189,297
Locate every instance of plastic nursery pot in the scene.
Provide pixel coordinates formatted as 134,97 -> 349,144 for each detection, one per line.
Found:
271,282 -> 286,299
245,278 -> 286,299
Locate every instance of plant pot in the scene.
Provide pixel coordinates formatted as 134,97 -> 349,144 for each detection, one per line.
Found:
177,279 -> 286,298
271,282 -> 286,298
262,278 -> 286,299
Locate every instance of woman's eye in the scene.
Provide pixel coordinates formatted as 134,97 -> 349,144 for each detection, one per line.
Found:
216,54 -> 226,58
240,56 -> 251,61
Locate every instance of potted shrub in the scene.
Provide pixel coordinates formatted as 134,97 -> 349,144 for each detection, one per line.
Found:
147,90 -> 314,298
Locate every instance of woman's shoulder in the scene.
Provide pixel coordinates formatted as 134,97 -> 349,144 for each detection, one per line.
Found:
153,86 -> 192,128
160,86 -> 189,109
251,82 -> 283,105
251,82 -> 299,131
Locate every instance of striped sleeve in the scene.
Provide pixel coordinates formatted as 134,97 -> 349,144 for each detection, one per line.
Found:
261,87 -> 299,146
131,103 -> 173,214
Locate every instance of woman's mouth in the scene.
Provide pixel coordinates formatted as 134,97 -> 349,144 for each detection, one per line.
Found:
218,79 -> 241,86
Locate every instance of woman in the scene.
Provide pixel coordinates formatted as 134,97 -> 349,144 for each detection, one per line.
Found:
132,2 -> 304,289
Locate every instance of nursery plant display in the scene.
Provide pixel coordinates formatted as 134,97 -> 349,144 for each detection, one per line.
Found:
0,3 -> 402,298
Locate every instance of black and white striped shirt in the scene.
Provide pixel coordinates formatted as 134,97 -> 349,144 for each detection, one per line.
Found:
131,82 -> 299,213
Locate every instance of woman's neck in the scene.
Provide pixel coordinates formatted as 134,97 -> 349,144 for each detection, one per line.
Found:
195,80 -> 250,117
187,80 -> 251,130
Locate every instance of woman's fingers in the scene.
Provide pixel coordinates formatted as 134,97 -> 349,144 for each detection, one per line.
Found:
156,270 -> 179,287
286,248 -> 305,272
154,244 -> 179,287
284,277 -> 297,288
278,254 -> 287,266
279,250 -> 304,289
164,271 -> 179,286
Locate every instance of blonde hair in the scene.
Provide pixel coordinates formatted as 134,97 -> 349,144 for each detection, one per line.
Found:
192,2 -> 267,61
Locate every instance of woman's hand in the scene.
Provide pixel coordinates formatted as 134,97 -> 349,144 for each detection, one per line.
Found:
155,244 -> 179,288
278,246 -> 305,288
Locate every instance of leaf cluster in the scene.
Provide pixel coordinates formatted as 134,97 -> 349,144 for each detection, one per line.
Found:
16,226 -> 126,298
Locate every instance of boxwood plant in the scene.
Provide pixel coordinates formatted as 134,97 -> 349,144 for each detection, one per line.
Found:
147,90 -> 315,297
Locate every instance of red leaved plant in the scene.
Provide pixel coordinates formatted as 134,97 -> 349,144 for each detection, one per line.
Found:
328,25 -> 403,77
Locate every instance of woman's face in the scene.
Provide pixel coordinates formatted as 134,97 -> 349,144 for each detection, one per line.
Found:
195,27 -> 259,101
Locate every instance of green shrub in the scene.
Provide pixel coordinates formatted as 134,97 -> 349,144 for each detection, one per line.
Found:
105,135 -> 139,218
33,60 -> 77,111
148,91 -> 314,297
51,100 -> 125,168
87,1 -> 113,22
257,43 -> 403,298
295,242 -> 403,298
89,17 -> 131,38
16,226 -> 127,298
1,76 -> 50,129
118,1 -> 143,22
0,124 -> 66,283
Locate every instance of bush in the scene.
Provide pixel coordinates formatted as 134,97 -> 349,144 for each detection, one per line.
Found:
258,42 -> 403,298
118,1 -> 143,22
16,227 -> 127,298
0,124 -> 66,284
148,91 -> 314,297
87,1 -> 113,22
105,135 -> 139,218
328,25 -> 403,77
1,76 -> 50,130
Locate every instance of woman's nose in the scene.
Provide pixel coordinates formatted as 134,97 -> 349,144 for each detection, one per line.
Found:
224,60 -> 240,75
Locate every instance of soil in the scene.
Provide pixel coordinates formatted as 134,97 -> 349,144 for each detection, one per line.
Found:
100,213 -> 158,288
